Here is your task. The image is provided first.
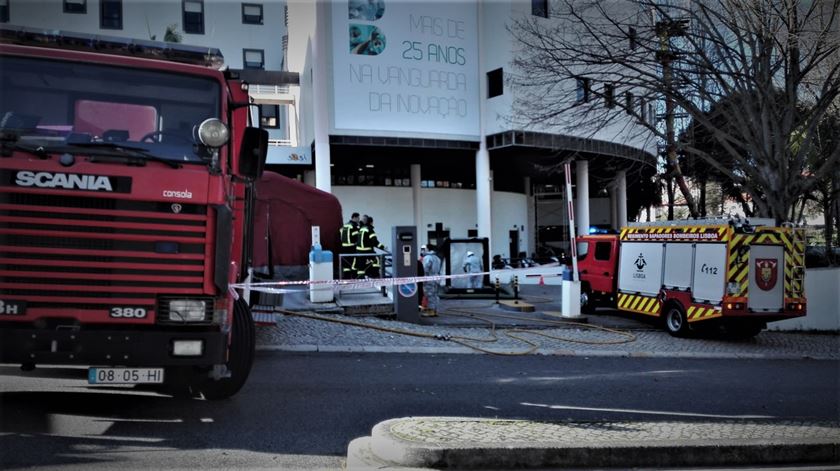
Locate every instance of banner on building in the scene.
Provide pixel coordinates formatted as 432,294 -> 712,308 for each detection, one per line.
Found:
330,0 -> 480,139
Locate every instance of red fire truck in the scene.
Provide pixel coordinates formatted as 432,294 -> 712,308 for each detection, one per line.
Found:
576,218 -> 807,338
0,26 -> 272,399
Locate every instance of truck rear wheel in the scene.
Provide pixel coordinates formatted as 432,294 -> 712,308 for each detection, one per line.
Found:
200,298 -> 255,400
664,304 -> 690,337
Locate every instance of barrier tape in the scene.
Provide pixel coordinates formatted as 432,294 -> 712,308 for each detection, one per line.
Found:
229,267 -> 566,297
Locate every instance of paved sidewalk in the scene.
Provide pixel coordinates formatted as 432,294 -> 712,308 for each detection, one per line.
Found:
255,310 -> 840,360
346,417 -> 840,470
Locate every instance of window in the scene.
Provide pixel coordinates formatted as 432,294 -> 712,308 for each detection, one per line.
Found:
183,0 -> 204,34
64,0 -> 86,14
0,0 -> 8,23
603,83 -> 615,108
648,102 -> 656,125
577,241 -> 590,261
243,49 -> 264,69
487,68 -> 503,98
242,3 -> 263,24
100,0 -> 122,29
531,0 -> 548,18
594,242 -> 612,261
625,91 -> 633,114
628,26 -> 637,50
259,105 -> 279,128
576,77 -> 591,103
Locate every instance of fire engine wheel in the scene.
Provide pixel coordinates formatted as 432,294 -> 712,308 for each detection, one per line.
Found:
664,304 -> 690,337
200,298 -> 256,400
580,289 -> 596,314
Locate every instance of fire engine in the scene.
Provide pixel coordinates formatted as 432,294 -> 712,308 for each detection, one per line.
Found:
576,218 -> 807,337
0,26 -> 274,398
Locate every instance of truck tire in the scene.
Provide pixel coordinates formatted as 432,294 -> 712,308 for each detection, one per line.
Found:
664,304 -> 690,337
580,288 -> 596,314
200,298 -> 255,400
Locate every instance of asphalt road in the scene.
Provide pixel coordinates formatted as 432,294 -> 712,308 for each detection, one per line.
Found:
1,353 -> 838,470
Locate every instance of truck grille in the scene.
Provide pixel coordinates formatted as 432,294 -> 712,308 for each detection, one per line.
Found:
0,192 -> 208,312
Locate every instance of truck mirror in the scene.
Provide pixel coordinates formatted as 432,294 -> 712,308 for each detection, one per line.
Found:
239,127 -> 267,180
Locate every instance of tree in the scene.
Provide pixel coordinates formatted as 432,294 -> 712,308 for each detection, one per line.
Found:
163,24 -> 183,43
508,0 -> 840,223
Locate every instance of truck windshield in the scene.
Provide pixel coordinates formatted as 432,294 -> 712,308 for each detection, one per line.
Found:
0,55 -> 220,164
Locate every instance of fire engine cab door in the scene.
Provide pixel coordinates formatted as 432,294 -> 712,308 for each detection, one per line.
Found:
748,245 -> 784,312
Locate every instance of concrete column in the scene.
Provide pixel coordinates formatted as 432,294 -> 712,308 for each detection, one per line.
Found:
476,147 -> 492,241
575,160 -> 590,236
616,170 -> 628,228
303,170 -> 315,187
411,164 -> 423,237
525,176 -> 535,258
475,0 -> 492,249
312,1 -> 331,193
610,185 -> 618,229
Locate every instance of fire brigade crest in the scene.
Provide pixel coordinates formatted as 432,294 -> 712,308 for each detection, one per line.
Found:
755,258 -> 778,291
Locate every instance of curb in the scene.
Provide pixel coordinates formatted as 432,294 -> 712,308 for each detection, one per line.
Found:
350,417 -> 840,470
255,344 -> 836,360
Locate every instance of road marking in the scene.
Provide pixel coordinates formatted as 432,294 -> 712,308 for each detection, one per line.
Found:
520,402 -> 775,419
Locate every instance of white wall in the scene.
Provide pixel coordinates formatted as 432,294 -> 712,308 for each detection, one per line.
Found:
768,267 -> 840,332
9,0 -> 287,71
332,186 -> 528,258
489,0 -> 656,156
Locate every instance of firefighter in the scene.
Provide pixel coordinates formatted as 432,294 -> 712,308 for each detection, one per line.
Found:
463,250 -> 483,289
356,215 -> 386,278
338,212 -> 360,279
421,244 -> 442,316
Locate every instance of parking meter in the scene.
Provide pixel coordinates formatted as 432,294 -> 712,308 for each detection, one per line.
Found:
392,226 -> 419,323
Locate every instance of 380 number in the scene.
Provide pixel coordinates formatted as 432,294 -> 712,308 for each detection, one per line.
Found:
110,307 -> 147,318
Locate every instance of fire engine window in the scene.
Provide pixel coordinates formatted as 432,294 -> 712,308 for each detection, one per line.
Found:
100,0 -> 122,29
0,0 -> 8,23
0,56 -> 220,164
243,49 -> 265,69
63,0 -> 86,14
242,3 -> 263,25
577,241 -> 589,261
183,0 -> 205,34
595,241 -> 612,261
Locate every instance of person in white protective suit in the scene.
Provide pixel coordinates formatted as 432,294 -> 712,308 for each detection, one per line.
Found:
421,244 -> 442,316
462,250 -> 483,289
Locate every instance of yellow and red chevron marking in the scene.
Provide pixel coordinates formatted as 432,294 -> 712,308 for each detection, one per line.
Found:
686,304 -> 722,322
617,292 -> 660,317
620,225 -> 730,242
727,233 -> 754,298
727,228 -> 806,300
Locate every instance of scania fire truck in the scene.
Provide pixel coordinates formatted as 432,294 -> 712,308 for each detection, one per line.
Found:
576,218 -> 807,338
0,26 -> 272,399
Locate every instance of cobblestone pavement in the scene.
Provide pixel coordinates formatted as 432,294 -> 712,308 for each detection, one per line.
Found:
255,311 -> 840,360
385,418 -> 840,445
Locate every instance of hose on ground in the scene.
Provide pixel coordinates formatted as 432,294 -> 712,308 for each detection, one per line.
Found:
272,295 -> 636,356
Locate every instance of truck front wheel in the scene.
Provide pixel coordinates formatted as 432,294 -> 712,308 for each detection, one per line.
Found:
580,289 -> 596,314
664,304 -> 690,337
200,298 -> 256,400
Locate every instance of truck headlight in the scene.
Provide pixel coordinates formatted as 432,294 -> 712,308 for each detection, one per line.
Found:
168,299 -> 207,322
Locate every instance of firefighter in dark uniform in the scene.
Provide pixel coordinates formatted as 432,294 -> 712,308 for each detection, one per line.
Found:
356,215 -> 386,278
339,212 -> 360,279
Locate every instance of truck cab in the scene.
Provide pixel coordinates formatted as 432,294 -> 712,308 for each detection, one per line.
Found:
0,26 -> 269,399
575,234 -> 620,312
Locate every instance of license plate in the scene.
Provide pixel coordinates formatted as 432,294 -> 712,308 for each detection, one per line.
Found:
88,367 -> 165,384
